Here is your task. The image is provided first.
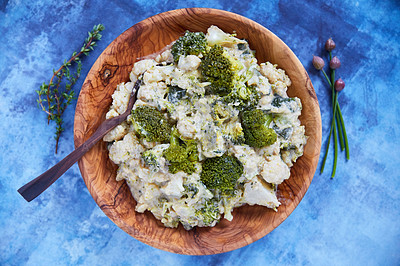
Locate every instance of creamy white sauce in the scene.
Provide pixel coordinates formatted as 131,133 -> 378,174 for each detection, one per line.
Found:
103,26 -> 307,230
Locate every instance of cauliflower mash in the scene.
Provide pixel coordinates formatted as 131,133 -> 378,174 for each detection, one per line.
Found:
103,26 -> 307,230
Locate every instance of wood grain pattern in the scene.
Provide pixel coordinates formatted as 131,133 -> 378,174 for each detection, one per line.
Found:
73,8 -> 321,255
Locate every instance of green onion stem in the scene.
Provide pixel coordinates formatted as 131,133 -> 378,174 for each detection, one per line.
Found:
330,67 -> 338,177
320,69 -> 333,174
320,91 -> 339,174
321,70 -> 332,87
337,103 -> 350,160
332,125 -> 338,177
320,118 -> 333,173
320,67 -> 338,175
320,52 -> 350,176
336,110 -> 345,151
332,93 -> 338,177
322,68 -> 350,160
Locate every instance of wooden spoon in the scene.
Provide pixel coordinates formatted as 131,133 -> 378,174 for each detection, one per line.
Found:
17,79 -> 142,202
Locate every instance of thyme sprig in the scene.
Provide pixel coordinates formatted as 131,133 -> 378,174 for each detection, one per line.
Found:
312,38 -> 350,178
37,24 -> 105,153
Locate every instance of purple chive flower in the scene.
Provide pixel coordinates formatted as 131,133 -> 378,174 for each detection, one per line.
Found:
312,55 -> 325,70
334,78 -> 345,92
325,38 -> 336,52
329,56 -> 341,69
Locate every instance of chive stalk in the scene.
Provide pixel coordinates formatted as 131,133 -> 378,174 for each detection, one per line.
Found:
312,40 -> 350,178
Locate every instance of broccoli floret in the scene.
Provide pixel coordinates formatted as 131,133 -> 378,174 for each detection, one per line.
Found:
223,85 -> 261,111
131,106 -> 171,143
167,85 -> 186,103
168,161 -> 196,175
200,154 -> 244,194
195,198 -> 220,226
240,109 -> 277,148
163,129 -> 198,174
200,45 -> 234,96
171,31 -> 207,62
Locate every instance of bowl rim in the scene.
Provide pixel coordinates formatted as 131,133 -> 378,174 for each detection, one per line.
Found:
74,7 -> 321,255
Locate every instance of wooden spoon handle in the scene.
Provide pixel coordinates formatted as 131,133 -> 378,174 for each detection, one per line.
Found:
18,79 -> 141,202
17,117 -> 119,202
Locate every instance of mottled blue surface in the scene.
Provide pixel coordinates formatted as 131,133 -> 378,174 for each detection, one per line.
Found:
1,0 -> 399,265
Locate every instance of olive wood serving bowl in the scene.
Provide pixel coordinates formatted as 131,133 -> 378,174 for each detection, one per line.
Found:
74,8 -> 321,255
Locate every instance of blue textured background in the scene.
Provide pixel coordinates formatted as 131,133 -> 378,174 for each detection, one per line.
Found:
1,0 -> 399,265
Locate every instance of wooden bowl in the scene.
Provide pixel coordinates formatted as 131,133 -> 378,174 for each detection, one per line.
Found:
74,8 -> 321,255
